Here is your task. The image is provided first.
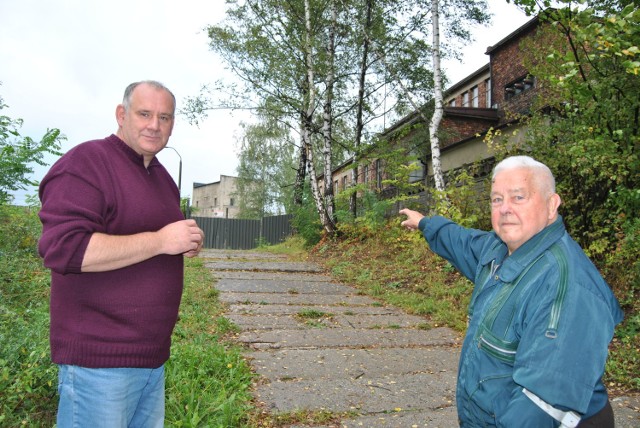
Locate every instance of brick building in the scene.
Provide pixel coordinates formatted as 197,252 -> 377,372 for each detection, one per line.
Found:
327,13 -> 545,198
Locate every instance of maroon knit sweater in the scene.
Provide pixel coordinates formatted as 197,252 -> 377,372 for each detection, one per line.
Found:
38,135 -> 184,368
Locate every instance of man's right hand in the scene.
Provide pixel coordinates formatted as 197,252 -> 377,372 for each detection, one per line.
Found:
399,208 -> 425,231
158,219 -> 204,257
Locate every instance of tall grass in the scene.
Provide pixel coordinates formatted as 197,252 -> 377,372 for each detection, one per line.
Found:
165,257 -> 255,427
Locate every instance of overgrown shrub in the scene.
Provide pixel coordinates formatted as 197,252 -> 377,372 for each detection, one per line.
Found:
430,166 -> 491,230
0,205 -> 57,426
335,189 -> 394,240
291,189 -> 323,248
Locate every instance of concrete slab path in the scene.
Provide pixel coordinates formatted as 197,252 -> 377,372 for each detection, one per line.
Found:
201,249 -> 640,428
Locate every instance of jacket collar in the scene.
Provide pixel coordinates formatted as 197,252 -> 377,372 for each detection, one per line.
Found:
481,217 -> 566,283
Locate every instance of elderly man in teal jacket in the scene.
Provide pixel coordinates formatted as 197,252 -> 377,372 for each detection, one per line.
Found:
400,156 -> 623,427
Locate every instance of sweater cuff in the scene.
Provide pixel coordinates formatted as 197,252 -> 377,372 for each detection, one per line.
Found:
418,216 -> 429,232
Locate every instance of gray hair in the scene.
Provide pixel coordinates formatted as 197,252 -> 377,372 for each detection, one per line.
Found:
492,155 -> 556,196
122,80 -> 176,112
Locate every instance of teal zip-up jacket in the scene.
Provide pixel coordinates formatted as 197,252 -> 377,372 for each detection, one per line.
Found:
418,215 -> 623,427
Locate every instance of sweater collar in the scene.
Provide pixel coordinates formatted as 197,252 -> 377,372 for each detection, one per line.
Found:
107,134 -> 160,169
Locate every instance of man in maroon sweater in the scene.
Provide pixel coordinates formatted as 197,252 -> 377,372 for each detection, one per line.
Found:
38,80 -> 204,427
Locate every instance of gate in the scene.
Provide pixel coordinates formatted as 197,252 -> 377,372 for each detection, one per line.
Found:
193,214 -> 293,250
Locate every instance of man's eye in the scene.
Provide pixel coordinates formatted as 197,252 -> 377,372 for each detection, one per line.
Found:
491,197 -> 502,205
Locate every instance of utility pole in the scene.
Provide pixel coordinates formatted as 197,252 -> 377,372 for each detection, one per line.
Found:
164,146 -> 182,195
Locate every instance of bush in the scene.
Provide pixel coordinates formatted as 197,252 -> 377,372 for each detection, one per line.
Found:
291,191 -> 323,248
334,189 -> 394,240
0,205 -> 57,426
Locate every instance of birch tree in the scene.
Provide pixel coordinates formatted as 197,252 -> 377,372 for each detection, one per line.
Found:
302,0 -> 337,235
428,0 -> 446,192
368,0 -> 490,196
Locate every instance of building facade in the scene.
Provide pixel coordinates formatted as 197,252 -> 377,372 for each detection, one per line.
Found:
191,175 -> 241,219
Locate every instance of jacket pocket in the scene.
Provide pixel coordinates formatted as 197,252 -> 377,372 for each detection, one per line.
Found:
477,323 -> 519,365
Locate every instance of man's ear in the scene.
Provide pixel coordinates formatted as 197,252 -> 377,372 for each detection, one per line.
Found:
115,104 -> 125,126
548,193 -> 561,219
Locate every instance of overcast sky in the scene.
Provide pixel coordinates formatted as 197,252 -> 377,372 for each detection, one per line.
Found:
0,0 -> 530,205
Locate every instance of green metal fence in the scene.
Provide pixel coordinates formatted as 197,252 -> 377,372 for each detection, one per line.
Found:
192,214 -> 293,250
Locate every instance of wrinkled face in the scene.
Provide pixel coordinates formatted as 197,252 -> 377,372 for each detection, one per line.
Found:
116,83 -> 175,166
490,167 -> 560,254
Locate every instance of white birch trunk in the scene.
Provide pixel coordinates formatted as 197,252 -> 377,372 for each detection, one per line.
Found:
303,0 -> 334,235
321,0 -> 337,227
429,0 -> 446,192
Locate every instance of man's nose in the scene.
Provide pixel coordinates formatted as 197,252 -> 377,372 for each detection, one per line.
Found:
499,200 -> 512,214
147,115 -> 160,130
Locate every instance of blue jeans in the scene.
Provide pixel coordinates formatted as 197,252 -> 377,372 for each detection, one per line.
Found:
56,364 -> 165,428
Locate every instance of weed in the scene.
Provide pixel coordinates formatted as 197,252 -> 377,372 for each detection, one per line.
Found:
248,408 -> 358,427
0,206 -> 57,426
296,309 -> 328,319
165,257 -> 255,427
255,235 -> 308,260
295,309 -> 332,328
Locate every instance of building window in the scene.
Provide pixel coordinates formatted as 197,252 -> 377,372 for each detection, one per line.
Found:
334,180 -> 339,192
471,86 -> 479,108
462,91 -> 469,107
449,99 -> 456,107
230,198 -> 235,206
408,160 -> 424,183
342,175 -> 347,190
214,197 -> 217,206
505,75 -> 535,100
485,78 -> 492,107
363,164 -> 369,183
